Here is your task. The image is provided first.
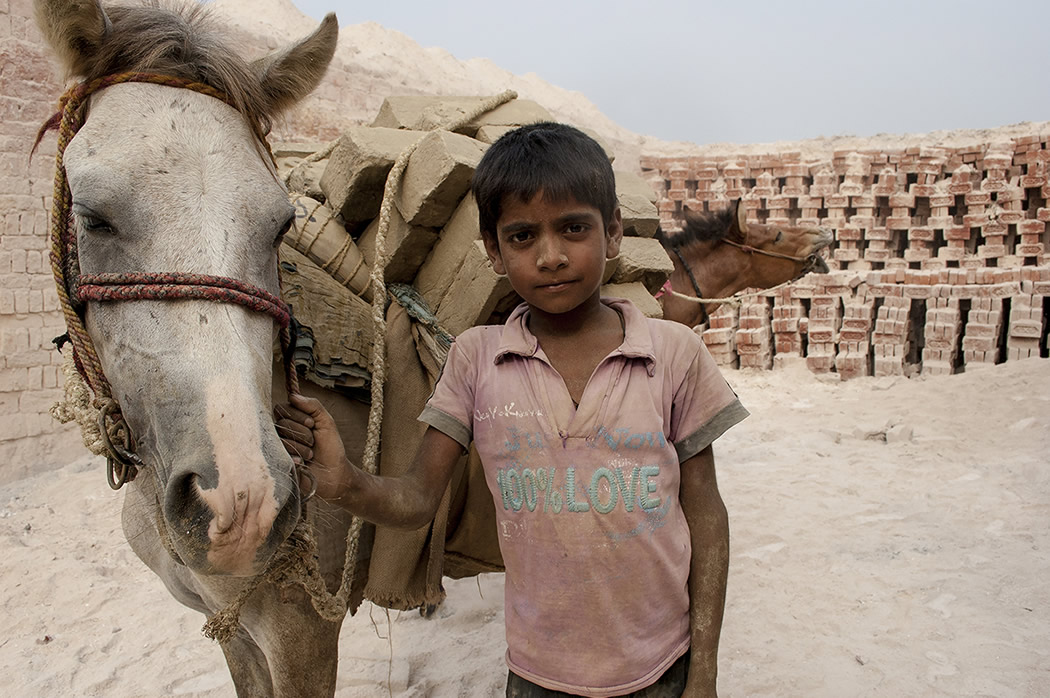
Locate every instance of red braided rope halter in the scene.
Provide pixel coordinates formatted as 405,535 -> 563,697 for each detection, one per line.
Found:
77,272 -> 292,326
40,72 -> 297,489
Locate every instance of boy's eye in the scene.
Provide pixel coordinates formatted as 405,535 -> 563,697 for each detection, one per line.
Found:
565,222 -> 588,234
508,231 -> 533,244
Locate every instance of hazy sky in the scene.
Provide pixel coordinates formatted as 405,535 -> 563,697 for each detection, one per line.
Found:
292,0 -> 1047,146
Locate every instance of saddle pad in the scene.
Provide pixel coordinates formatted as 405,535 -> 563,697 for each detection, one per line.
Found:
279,243 -> 374,393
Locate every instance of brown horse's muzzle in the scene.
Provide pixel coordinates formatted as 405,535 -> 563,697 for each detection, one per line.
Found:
804,229 -> 834,275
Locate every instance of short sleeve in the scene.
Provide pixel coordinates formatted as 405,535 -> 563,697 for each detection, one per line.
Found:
669,339 -> 749,462
417,330 -> 478,448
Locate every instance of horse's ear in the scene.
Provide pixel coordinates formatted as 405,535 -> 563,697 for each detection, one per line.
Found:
34,0 -> 112,77
252,13 -> 339,116
730,199 -> 749,236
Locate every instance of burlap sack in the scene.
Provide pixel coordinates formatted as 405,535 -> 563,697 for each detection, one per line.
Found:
279,246 -> 505,609
362,302 -> 450,609
278,244 -> 373,392
364,303 -> 505,608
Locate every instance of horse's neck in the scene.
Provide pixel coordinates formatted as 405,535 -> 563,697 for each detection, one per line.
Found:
674,240 -> 753,299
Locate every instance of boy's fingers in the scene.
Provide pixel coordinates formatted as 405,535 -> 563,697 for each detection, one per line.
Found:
275,419 -> 315,446
288,393 -> 327,425
273,403 -> 315,428
280,437 -> 313,463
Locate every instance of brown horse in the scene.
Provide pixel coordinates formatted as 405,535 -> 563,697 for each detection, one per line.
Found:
657,200 -> 833,327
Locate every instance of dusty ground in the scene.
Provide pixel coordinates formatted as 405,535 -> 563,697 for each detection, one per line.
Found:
2,358 -> 1047,697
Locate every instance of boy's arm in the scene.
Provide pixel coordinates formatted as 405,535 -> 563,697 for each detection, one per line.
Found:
679,445 -> 729,698
276,394 -> 463,530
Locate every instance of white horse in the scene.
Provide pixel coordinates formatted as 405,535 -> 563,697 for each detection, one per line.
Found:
35,1 -> 374,694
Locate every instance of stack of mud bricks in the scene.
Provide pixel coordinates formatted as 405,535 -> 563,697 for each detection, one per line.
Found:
641,131 -> 1050,378
275,96 -> 668,339
697,306 -> 738,367
734,298 -> 773,370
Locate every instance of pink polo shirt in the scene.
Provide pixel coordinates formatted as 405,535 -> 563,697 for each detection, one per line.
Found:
420,298 -> 747,696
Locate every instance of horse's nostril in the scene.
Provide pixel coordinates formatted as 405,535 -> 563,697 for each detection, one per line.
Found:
166,472 -> 210,530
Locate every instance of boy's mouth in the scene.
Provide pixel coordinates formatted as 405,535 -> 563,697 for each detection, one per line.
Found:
537,279 -> 575,291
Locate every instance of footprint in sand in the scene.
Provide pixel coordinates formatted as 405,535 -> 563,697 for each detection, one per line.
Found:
738,541 -> 786,562
951,472 -> 981,483
984,519 -> 1004,535
926,593 -> 956,619
924,650 -> 958,684
167,667 -> 230,694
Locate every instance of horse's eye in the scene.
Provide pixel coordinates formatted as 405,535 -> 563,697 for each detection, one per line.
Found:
775,231 -> 783,243
79,214 -> 114,234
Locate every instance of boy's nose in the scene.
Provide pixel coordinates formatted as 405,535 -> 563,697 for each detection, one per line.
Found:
536,236 -> 568,270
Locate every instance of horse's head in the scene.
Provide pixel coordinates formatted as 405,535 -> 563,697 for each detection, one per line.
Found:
36,0 -> 338,575
716,200 -> 832,283
658,200 -> 832,326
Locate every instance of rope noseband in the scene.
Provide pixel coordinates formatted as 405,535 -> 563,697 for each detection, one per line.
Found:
40,73 -> 297,489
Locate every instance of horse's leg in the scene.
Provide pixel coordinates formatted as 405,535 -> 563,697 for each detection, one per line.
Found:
124,476 -> 322,697
123,479 -> 280,696
231,584 -> 343,697
221,629 -> 275,698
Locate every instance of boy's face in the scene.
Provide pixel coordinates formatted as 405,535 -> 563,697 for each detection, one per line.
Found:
483,191 -> 622,317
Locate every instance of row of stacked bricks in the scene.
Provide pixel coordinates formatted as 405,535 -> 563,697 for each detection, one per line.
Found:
642,132 -> 1050,378
642,136 -> 1049,271
696,265 -> 1048,378
273,96 -> 671,344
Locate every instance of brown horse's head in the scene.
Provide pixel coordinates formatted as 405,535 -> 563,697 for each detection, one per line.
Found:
36,0 -> 338,576
657,200 -> 832,327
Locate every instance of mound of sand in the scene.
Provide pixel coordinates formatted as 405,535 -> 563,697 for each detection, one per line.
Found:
207,0 -> 1049,169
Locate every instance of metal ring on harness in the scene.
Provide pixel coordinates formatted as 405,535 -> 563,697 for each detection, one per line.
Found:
98,398 -> 143,490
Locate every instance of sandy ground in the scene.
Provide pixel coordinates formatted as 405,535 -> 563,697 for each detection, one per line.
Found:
2,358 -> 1048,697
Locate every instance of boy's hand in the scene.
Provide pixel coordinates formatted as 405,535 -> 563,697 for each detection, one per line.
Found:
274,393 -> 349,502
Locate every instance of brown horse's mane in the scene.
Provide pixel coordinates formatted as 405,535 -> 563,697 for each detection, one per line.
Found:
72,1 -> 274,138
656,207 -> 736,248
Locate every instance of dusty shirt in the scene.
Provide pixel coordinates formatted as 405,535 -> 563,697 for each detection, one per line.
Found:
420,298 -> 748,697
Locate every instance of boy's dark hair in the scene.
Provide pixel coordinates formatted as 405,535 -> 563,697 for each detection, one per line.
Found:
471,122 -> 617,243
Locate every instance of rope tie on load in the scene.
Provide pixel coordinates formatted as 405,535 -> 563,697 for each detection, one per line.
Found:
331,89 -> 517,623
657,276 -> 797,307
206,91 -> 518,642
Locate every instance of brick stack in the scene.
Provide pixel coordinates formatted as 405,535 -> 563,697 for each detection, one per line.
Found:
770,290 -> 805,368
698,305 -> 739,368
644,129 -> 1050,378
1008,280 -> 1047,360
277,95 -> 668,340
735,298 -> 773,370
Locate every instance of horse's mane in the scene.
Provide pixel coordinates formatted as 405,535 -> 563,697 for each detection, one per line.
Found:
656,207 -> 735,247
73,1 -> 274,138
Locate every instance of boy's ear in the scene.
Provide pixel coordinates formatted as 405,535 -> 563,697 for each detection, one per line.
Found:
483,234 -> 507,275
605,207 -> 624,259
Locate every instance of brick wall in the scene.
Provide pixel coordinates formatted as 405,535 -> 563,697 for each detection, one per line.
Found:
0,0 -> 84,481
642,136 -> 1050,378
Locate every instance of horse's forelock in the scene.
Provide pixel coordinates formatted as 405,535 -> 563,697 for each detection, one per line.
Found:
80,1 -> 273,139
658,207 -> 736,247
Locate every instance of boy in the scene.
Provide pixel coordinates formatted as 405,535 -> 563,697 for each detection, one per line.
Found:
277,122 -> 748,697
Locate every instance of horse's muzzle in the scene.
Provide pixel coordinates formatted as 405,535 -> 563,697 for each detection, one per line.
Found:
162,463 -> 301,576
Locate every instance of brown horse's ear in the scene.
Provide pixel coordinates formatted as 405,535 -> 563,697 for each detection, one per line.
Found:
729,199 -> 749,237
252,13 -> 339,116
33,0 -> 112,78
